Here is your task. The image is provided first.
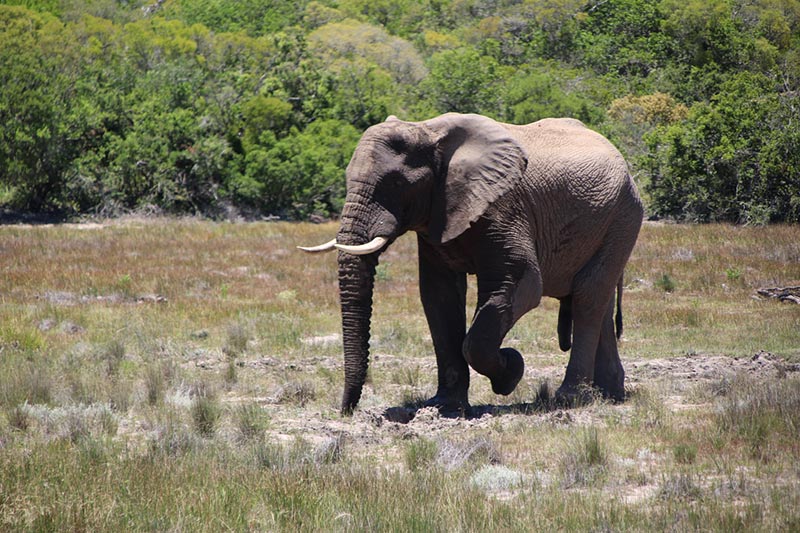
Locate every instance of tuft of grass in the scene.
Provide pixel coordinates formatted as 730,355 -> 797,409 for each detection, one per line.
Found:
405,438 -> 439,473
657,472 -> 702,502
190,383 -> 221,437
7,404 -> 31,433
391,365 -> 422,387
672,441 -> 698,465
149,417 -> 202,458
223,323 -> 249,357
714,375 -> 800,459
314,435 -> 345,465
100,340 -> 126,378
224,359 -> 238,387
235,403 -> 269,441
1,362 -> 54,408
252,437 -> 344,471
560,428 -> 609,488
436,436 -> 501,471
275,381 -> 316,407
144,364 -> 166,406
630,386 -> 669,430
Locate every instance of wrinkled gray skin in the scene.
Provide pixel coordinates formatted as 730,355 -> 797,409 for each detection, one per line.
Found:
306,113 -> 643,415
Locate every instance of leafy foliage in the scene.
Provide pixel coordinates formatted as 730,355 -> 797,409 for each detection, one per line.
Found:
1,0 -> 799,222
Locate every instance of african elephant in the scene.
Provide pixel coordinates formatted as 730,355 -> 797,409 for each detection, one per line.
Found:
300,113 -> 643,415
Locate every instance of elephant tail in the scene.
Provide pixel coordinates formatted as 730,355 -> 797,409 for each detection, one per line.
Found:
557,296 -> 572,352
615,276 -> 624,340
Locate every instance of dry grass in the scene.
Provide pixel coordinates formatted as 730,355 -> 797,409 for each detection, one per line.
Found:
0,218 -> 799,531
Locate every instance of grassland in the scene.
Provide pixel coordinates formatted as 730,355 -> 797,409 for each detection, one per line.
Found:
0,218 -> 798,531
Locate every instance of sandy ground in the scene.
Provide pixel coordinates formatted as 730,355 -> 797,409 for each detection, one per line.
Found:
223,349 -> 799,454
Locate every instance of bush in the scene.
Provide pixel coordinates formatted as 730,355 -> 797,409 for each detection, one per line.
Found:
643,73 -> 800,223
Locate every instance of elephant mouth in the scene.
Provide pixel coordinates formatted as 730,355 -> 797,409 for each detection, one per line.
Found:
298,236 -> 388,256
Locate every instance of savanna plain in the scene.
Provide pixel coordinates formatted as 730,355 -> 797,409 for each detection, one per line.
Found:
0,218 -> 798,531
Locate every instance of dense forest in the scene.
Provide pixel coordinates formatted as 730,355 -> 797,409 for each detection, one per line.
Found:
1,0 -> 798,223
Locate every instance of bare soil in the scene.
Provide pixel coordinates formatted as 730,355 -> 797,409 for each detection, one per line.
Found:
216,350 -> 800,456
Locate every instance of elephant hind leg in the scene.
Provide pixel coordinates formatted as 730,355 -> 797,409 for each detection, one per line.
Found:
556,250 -> 622,402
592,297 -> 625,400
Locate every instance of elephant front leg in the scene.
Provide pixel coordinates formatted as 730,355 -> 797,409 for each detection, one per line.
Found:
418,239 -> 470,413
462,265 -> 541,397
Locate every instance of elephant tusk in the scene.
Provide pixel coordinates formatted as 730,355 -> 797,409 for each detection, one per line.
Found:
334,236 -> 388,255
297,239 -> 338,253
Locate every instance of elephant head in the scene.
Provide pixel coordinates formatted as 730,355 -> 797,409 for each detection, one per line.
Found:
300,114 -> 528,414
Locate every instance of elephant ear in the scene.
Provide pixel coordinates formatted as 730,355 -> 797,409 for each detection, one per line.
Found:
426,114 -> 528,244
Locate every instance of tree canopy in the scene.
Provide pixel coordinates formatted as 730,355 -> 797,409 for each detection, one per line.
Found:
1,0 -> 799,223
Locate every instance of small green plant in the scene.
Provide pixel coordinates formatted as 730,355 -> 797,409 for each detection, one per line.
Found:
117,274 -> 133,296
277,290 -> 296,302
375,263 -> 391,281
724,266 -> 742,283
655,273 -> 676,292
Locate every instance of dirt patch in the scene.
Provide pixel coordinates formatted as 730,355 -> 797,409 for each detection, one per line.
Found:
240,351 -> 798,454
39,291 -> 167,307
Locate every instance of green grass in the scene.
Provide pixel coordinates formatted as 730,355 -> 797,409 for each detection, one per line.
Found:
0,218 -> 799,531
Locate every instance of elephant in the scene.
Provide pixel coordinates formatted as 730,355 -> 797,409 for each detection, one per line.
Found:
300,113 -> 643,415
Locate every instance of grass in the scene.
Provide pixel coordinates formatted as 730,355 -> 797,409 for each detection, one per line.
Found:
0,218 -> 799,531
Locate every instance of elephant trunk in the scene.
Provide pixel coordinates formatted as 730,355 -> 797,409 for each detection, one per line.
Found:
338,251 -> 376,414
336,198 -> 381,415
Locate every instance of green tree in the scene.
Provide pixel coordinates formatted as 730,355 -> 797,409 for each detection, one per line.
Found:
0,6 -> 81,211
424,47 -> 502,114
501,66 -> 604,125
239,119 -> 360,218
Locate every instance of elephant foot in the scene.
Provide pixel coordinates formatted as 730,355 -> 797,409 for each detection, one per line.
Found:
594,373 -> 626,403
555,382 -> 597,407
423,393 -> 472,418
490,348 -> 525,396
599,386 -> 626,403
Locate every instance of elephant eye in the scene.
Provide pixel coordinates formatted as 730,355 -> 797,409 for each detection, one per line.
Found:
386,172 -> 405,187
388,138 -> 406,153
